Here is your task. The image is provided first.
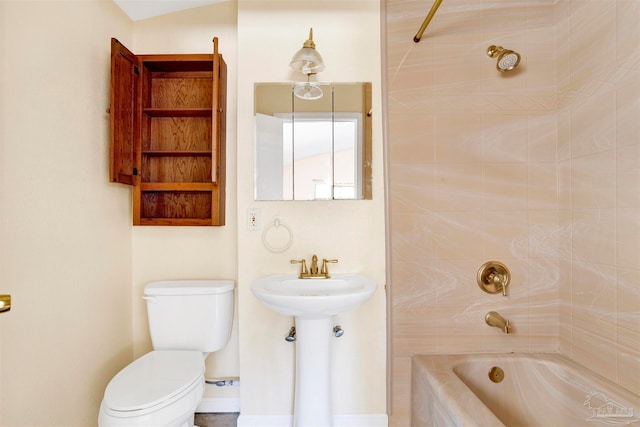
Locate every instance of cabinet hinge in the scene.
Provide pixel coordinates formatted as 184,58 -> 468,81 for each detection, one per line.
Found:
134,65 -> 139,75
133,167 -> 138,176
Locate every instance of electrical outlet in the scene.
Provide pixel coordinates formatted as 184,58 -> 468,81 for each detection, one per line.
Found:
247,208 -> 261,231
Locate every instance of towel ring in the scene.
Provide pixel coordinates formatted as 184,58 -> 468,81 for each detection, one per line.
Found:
262,217 -> 293,253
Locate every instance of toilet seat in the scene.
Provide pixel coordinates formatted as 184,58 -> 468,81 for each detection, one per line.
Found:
102,350 -> 204,417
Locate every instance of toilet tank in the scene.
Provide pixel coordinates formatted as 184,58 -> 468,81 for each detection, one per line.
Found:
144,280 -> 235,353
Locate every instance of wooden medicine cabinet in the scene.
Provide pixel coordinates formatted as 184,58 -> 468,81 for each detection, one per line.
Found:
109,37 -> 227,226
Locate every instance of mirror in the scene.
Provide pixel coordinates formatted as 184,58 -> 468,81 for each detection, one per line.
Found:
254,82 -> 372,201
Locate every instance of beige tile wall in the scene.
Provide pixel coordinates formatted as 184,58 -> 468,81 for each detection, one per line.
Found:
385,0 -> 639,425
557,0 -> 640,397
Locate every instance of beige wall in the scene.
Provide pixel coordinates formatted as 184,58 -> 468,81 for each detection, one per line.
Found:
1,2 -> 386,424
385,0 -> 639,425
0,3 -> 8,414
0,1 -> 134,425
556,0 -> 640,397
0,1 -> 3,409
237,0 -> 386,418
127,1 -> 240,396
0,0 -> 386,423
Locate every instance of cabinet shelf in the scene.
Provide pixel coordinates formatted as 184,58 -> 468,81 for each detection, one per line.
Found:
140,182 -> 215,191
143,108 -> 212,117
139,218 -> 217,226
142,150 -> 212,157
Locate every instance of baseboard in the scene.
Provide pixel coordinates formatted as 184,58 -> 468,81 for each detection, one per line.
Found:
196,397 -> 240,413
237,415 -> 291,427
237,413 -> 388,427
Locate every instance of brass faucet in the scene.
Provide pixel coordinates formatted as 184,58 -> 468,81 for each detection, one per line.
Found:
485,311 -> 511,334
291,255 -> 338,279
310,255 -> 319,275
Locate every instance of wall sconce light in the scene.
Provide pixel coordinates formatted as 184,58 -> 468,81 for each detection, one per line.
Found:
290,28 -> 325,74
290,28 -> 325,100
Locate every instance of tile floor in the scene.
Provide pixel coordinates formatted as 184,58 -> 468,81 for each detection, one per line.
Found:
195,413 -> 239,427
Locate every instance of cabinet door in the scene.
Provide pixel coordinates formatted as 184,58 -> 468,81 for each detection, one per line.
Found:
109,38 -> 140,186
211,37 -> 227,225
212,38 -> 225,184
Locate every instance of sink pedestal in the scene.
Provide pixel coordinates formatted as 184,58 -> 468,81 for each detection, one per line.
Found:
294,317 -> 333,427
250,274 -> 377,427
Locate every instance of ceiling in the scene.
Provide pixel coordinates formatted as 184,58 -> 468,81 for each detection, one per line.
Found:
113,0 -> 229,21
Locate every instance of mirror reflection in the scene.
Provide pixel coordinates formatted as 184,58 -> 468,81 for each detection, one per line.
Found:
254,82 -> 372,201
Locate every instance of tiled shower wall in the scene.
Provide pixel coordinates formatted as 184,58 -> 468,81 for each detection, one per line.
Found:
556,0 -> 640,397
385,0 -> 639,425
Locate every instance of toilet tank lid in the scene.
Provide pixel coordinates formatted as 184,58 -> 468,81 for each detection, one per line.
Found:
144,280 -> 234,296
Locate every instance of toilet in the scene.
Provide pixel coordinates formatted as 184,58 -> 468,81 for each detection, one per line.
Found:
99,280 -> 234,427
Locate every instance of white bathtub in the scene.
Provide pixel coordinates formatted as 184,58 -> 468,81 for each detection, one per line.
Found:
412,353 -> 640,427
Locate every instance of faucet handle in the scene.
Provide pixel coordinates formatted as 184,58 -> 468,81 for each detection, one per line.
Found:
290,259 -> 308,276
321,259 -> 338,275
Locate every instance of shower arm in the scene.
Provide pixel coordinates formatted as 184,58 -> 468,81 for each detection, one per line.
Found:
413,0 -> 444,43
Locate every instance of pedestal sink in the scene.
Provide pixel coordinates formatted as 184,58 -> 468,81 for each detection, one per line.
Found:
251,274 -> 377,427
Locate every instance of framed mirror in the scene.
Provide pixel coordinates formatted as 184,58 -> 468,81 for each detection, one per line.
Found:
254,82 -> 372,201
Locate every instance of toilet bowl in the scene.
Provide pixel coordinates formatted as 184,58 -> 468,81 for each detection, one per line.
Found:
99,280 -> 235,427
99,351 -> 205,427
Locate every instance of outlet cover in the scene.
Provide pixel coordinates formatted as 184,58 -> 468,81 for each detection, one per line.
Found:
247,208 -> 261,231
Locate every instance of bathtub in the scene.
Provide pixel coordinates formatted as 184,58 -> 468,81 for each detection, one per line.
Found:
412,353 -> 640,427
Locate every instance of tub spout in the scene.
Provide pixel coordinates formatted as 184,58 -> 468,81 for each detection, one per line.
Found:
485,311 -> 510,334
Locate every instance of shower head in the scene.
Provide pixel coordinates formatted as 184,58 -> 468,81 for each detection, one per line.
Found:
487,45 -> 521,72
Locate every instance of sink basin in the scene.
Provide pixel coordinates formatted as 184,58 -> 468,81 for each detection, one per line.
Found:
251,274 -> 376,318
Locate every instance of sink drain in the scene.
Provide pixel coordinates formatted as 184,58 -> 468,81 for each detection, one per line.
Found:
488,366 -> 504,383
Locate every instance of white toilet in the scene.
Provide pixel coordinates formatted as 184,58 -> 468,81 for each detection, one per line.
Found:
99,280 -> 235,427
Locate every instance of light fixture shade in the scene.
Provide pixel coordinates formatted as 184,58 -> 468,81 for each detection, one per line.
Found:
293,82 -> 323,100
289,28 -> 325,75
